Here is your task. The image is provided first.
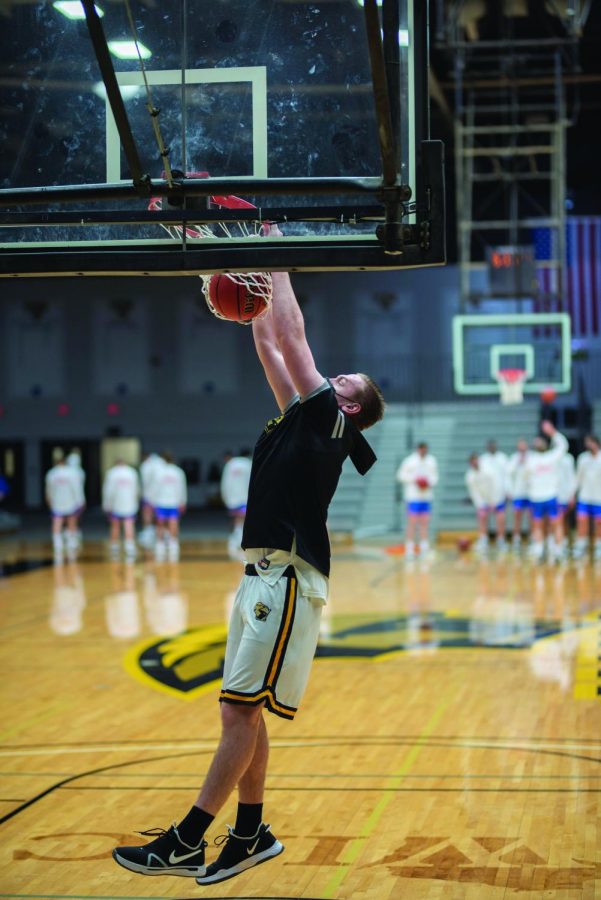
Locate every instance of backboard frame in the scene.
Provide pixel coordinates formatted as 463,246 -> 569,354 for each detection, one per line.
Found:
0,0 -> 445,278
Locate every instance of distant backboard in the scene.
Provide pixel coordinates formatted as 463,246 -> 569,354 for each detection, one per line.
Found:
0,0 -> 444,277
453,313 -> 572,395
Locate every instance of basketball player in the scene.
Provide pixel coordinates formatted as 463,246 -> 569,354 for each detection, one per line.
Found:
66,447 -> 86,552
396,441 -> 439,560
221,448 -> 252,561
479,439 -> 509,552
139,452 -> 164,548
465,453 -> 496,556
524,421 -> 568,563
45,452 -> 83,562
102,458 -> 140,560
151,452 -> 187,562
556,450 -> 576,555
507,438 -> 531,550
113,260 -> 384,884
573,434 -> 601,561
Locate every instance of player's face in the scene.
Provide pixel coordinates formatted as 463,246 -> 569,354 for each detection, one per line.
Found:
330,373 -> 365,405
533,437 -> 546,452
517,440 -> 528,452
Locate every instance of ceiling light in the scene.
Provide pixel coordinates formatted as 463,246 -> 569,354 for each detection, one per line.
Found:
53,1 -> 104,19
108,40 -> 152,60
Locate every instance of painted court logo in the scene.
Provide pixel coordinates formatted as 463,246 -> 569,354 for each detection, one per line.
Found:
125,612 -> 577,701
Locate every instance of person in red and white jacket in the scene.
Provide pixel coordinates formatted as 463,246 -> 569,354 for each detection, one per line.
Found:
102,459 -> 140,561
396,442 -> 439,560
524,421 -> 568,562
45,453 -> 83,562
150,452 -> 187,561
574,434 -> 601,561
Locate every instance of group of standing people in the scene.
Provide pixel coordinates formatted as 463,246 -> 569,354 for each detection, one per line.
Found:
465,425 -> 601,562
45,450 -> 187,562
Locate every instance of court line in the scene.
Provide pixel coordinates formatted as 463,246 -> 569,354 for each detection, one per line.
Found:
4,770 -> 601,779
62,785 -> 601,793
322,690 -> 452,899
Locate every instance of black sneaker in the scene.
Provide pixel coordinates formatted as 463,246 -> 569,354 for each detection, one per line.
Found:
196,822 -> 284,885
112,825 -> 207,877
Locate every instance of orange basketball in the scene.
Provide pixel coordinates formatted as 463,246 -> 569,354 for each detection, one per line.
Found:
540,387 -> 557,404
207,274 -> 269,323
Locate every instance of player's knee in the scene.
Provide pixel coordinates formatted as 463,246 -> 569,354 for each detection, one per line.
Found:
220,701 -> 263,731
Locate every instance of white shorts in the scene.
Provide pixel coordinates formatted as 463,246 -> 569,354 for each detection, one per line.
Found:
220,565 -> 322,720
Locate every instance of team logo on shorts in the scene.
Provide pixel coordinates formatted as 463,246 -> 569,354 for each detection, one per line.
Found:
254,601 -> 271,621
257,557 -> 270,570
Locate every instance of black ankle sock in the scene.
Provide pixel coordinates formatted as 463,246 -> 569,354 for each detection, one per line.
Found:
177,806 -> 214,845
235,802 -> 263,837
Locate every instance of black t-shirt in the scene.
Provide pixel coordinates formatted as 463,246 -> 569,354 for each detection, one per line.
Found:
242,382 -> 377,577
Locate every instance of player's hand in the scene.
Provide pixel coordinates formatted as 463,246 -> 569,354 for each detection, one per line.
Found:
541,419 -> 556,436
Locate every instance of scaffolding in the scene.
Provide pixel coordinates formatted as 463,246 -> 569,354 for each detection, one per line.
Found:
438,1 -> 588,311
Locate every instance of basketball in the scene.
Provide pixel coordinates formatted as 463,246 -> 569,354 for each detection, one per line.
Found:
416,477 -> 429,490
457,537 -> 471,553
540,387 -> 557,404
207,274 -> 269,323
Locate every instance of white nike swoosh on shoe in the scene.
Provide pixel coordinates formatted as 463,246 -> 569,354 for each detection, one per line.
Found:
168,848 -> 203,864
246,838 -> 260,856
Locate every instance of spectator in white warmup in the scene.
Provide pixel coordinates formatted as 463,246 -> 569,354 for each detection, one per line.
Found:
396,442 -> 439,560
103,459 -> 140,560
524,421 -> 568,563
151,452 -> 187,561
479,440 -> 509,551
507,438 -> 531,550
465,453 -> 497,556
573,434 -> 601,561
557,450 -> 576,550
220,449 -> 253,561
66,447 -> 86,552
139,452 -> 165,548
45,453 -> 83,562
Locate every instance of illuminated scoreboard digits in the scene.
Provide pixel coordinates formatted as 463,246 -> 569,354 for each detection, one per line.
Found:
486,245 -> 537,296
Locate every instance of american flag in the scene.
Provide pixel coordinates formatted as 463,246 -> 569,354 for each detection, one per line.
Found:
533,217 -> 600,337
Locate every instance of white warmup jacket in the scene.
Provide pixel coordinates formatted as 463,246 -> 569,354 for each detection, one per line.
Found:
221,456 -> 252,510
557,453 -> 576,505
576,451 -> 601,504
66,452 -> 86,507
479,450 -> 509,504
140,454 -> 165,501
46,464 -> 82,515
465,467 -> 497,509
507,451 -> 531,500
396,452 -> 439,502
524,431 -> 568,502
103,464 -> 140,517
151,463 -> 187,509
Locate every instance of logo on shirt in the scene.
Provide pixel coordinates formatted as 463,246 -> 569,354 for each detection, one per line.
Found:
264,414 -> 284,434
257,557 -> 271,571
254,601 -> 271,621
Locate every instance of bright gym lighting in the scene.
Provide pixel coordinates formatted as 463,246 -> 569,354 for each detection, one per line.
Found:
108,40 -> 152,60
53,1 -> 104,19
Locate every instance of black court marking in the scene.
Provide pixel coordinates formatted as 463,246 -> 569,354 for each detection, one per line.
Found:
2,739 -> 599,825
0,558 -> 53,577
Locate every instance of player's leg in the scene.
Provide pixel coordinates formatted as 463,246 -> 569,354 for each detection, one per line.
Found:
572,506 -> 589,560
529,504 -> 545,562
109,516 -> 121,560
593,510 -> 601,561
123,516 -> 137,561
52,514 -> 64,561
418,510 -> 431,557
475,508 -> 488,556
167,514 -> 180,561
154,512 -> 166,560
512,503 -> 523,549
65,514 -> 79,561
495,504 -> 507,552
405,507 -> 417,559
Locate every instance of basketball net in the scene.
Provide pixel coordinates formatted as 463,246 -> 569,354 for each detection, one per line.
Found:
495,369 -> 526,405
148,171 -> 272,315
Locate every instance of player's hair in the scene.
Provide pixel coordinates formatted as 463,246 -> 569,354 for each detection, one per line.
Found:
161,450 -> 174,464
417,441 -> 428,450
354,374 -> 385,431
586,434 -> 600,447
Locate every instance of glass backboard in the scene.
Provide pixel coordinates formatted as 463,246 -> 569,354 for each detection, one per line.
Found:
0,0 -> 444,276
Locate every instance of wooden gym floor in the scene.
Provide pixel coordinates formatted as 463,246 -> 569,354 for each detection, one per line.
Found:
0,535 -> 600,900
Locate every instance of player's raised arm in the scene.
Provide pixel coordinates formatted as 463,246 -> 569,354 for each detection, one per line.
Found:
252,303 -> 297,412
269,269 -> 325,399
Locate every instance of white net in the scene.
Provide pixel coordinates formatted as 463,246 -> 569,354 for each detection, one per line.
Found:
496,369 -> 526,405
